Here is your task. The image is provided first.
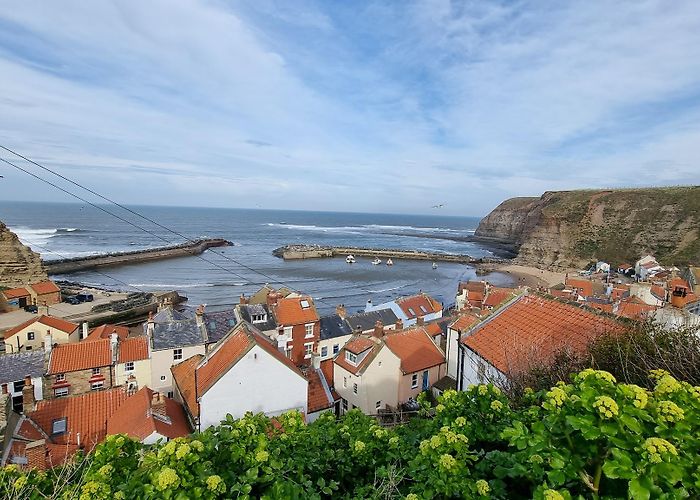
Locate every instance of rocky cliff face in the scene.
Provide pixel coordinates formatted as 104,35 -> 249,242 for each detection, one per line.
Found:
475,187 -> 700,269
0,221 -> 48,288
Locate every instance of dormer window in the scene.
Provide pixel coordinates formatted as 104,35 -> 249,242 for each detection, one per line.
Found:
345,351 -> 358,365
252,313 -> 267,323
300,300 -> 310,309
408,307 -> 416,316
419,305 -> 428,314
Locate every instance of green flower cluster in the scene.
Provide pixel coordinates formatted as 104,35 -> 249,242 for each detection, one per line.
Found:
642,437 -> 678,464
657,400 -> 684,423
592,396 -> 619,418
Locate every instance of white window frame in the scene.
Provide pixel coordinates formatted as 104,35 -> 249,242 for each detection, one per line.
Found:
343,377 -> 347,388
91,381 -> 104,391
333,344 -> 340,354
55,373 -> 65,382
124,361 -> 135,373
91,367 -> 101,376
411,373 -> 418,389
27,331 -> 35,341
304,342 -> 313,359
320,346 -> 328,358
342,398 -> 348,412
353,382 -> 358,394
54,387 -> 68,398
375,400 -> 382,411
345,351 -> 358,365
305,323 -> 314,338
173,348 -> 183,361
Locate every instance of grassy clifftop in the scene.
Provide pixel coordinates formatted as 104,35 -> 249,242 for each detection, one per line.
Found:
475,186 -> 700,268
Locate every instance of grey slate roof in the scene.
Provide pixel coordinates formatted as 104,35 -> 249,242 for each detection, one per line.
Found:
147,308 -> 206,350
236,304 -> 277,332
203,310 -> 238,344
0,351 -> 45,385
320,314 -> 353,340
345,309 -> 399,332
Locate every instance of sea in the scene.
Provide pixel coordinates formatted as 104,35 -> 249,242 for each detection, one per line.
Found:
0,201 -> 515,315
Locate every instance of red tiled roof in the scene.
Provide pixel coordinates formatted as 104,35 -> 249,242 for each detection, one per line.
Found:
651,285 -> 666,301
463,295 -> 625,375
565,278 -> 594,298
586,302 -> 614,314
450,314 -> 480,331
384,327 -> 445,374
616,299 -> 657,320
30,281 -> 60,295
319,359 -> 340,400
118,336 -> 149,363
106,387 -> 190,440
48,338 -> 111,374
29,387 -> 130,446
668,278 -> 690,290
2,287 -> 30,299
459,281 -> 487,293
85,324 -> 129,342
17,418 -> 44,440
467,291 -> 485,306
610,285 -> 630,301
617,263 -> 632,269
483,287 -> 515,308
4,315 -> 79,339
425,322 -> 442,337
397,294 -> 441,319
274,297 -> 319,325
171,355 -> 202,418
642,261 -> 659,269
307,369 -> 334,413
344,336 -> 375,354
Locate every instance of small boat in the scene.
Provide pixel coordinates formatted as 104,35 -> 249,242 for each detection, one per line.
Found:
386,258 -> 393,266
432,262 -> 438,269
371,257 -> 382,265
346,255 -> 356,264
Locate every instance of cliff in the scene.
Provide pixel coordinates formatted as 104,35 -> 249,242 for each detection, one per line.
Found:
475,187 -> 700,269
0,221 -> 48,288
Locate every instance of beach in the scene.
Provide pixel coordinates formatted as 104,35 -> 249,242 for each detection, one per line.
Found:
480,263 -> 572,288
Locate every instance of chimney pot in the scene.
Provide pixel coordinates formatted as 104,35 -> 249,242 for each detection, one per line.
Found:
22,379 -> 35,414
373,320 -> 384,338
395,318 -> 404,331
416,316 -> 425,326
81,322 -> 89,340
335,304 -> 347,320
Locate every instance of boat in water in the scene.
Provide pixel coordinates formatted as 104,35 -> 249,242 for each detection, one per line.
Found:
386,258 -> 393,266
371,257 -> 382,265
432,262 -> 438,269
346,255 -> 356,264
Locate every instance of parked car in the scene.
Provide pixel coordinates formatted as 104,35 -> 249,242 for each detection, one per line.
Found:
65,296 -> 81,305
76,293 -> 94,302
23,304 -> 38,313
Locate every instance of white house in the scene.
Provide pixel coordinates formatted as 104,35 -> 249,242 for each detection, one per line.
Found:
365,293 -> 442,327
171,322 -> 308,431
0,351 -> 44,413
635,255 -> 663,281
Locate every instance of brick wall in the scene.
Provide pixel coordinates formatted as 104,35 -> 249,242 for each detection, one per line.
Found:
45,365 -> 116,399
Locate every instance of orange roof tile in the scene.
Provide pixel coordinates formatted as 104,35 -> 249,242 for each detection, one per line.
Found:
307,369 -> 334,413
425,322 -> 442,337
384,327 -> 445,374
616,299 -> 657,320
565,278 -> 594,298
30,281 -> 60,295
85,324 -> 129,342
274,296 -> 319,325
344,336 -> 375,354
319,359 -> 339,401
106,387 -> 190,440
459,281 -> 487,293
450,314 -> 480,331
29,388 -> 130,447
48,339 -> 111,374
334,336 -> 381,375
118,336 -> 149,363
651,285 -> 666,300
483,287 -> 516,308
4,315 -> 78,339
463,295 -> 625,375
397,294 -> 442,319
2,287 -> 30,299
171,355 -> 202,418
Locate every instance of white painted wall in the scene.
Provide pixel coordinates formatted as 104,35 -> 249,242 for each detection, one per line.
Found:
445,327 -> 460,379
152,345 -> 206,394
458,345 -> 505,389
199,344 -> 308,430
318,334 -> 352,360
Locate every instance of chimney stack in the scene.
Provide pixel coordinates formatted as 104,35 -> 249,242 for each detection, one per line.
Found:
22,376 -> 35,414
240,294 -> 249,305
267,291 -> 279,307
110,333 -> 119,363
0,390 -> 9,432
195,305 -> 205,327
151,391 -> 167,420
44,332 -> 53,355
336,304 -> 347,320
311,353 -> 321,370
373,320 -> 384,338
416,316 -> 425,326
81,322 -> 89,340
395,318 -> 404,331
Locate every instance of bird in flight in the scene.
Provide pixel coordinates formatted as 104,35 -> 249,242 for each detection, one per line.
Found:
432,203 -> 444,209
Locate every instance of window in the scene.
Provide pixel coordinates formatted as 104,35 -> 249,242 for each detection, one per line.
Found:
305,324 -> 314,338
208,321 -> 217,331
13,381 -> 24,392
419,305 -> 428,314
375,400 -> 382,411
160,375 -> 167,381
27,331 -> 35,341
320,346 -> 328,357
124,361 -> 135,373
55,373 -> 65,382
173,348 -> 182,361
353,383 -> 358,394
304,343 -> 313,358
343,377 -> 347,388
91,368 -> 100,376
25,346 -> 32,351
333,344 -> 340,354
422,370 -> 429,390
91,381 -> 104,391
300,299 -> 310,309
228,319 -> 236,327
51,418 -> 67,435
411,373 -> 418,389
342,398 -> 348,412
54,387 -> 68,398
167,391 -> 174,399
408,307 -> 416,316
252,314 -> 266,323
345,351 -> 358,364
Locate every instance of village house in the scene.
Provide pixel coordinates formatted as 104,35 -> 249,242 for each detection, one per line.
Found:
635,255 -> 664,281
305,366 -> 336,422
455,281 -> 488,310
482,287 -> 517,311
365,292 -> 442,327
617,263 -> 634,276
1,385 -> 188,469
456,294 -> 625,389
268,294 -> 320,365
319,306 -> 399,361
1,280 -> 61,311
46,334 -> 151,398
445,313 -> 482,379
234,301 -> 275,337
0,351 -> 44,412
628,283 -> 666,307
82,323 -> 130,342
3,316 -> 79,353
171,323 -> 308,431
682,266 -> 700,293
334,324 -> 446,415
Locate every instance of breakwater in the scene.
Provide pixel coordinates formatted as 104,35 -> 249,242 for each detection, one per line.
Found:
272,244 -> 503,264
44,239 -> 232,274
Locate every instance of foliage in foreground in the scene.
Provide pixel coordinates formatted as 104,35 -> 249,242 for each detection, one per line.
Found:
3,369 -> 700,499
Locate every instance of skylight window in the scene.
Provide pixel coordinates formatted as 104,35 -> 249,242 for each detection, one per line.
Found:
52,418 -> 67,435
300,300 -> 310,309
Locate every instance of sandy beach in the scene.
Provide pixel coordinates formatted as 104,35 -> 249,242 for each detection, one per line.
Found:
479,263 -> 573,288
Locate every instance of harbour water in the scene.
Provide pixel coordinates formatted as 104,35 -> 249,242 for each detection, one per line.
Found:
0,201 -> 515,315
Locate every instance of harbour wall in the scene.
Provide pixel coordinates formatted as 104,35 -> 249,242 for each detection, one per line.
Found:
44,239 -> 232,274
272,245 -> 503,264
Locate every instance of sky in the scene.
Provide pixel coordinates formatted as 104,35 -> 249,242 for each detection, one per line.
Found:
0,1 -> 699,216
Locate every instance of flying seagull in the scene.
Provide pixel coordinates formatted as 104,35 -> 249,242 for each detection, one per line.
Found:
432,203 -> 444,209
